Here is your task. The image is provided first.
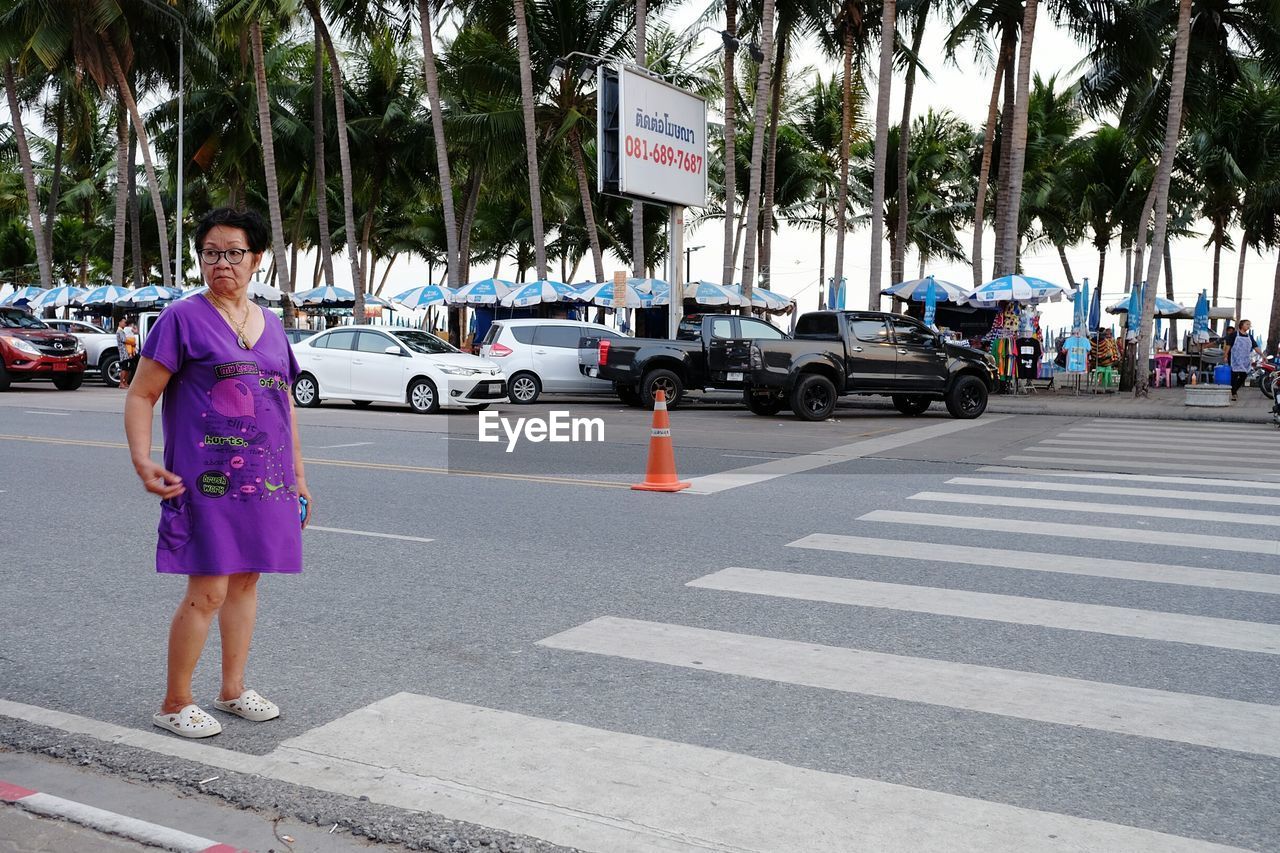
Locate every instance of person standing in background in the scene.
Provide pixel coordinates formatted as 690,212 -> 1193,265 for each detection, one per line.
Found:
1225,319 -> 1262,402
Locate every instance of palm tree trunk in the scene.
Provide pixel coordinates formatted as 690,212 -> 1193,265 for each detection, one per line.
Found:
1135,0 -> 1192,396
633,0 -> 647,278
972,29 -> 1012,288
313,27 -> 335,289
721,0 -> 738,288
128,129 -> 143,285
419,0 -> 462,291
458,167 -> 483,286
250,22 -> 292,296
569,126 -> 606,282
1210,221 -> 1223,309
1233,235 -> 1249,324
1130,180 -> 1156,295
997,0 -> 1039,277
310,5 -> 364,321
514,0 -> 549,280
1056,244 -> 1075,288
105,44 -> 172,289
112,105 -> 129,287
377,253 -> 398,296
1096,246 -> 1106,295
738,0 -> 776,314
831,27 -> 854,307
1164,239 -> 1178,345
44,93 -> 66,269
1267,252 -> 1280,355
761,40 -> 787,291
867,0 -> 897,309
993,28 -> 1016,276
3,60 -> 52,289
892,11 -> 927,288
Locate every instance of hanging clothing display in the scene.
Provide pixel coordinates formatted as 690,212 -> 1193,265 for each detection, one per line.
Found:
1064,333 -> 1092,373
1015,337 -> 1042,379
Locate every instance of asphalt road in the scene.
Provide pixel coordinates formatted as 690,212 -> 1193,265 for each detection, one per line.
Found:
1,383 -> 1277,852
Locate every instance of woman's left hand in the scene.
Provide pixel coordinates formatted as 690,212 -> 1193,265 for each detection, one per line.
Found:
297,478 -> 312,529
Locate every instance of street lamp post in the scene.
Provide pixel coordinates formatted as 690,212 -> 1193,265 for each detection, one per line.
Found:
684,244 -> 704,282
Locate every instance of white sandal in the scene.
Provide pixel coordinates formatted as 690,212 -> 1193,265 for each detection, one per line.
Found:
213,688 -> 280,722
153,704 -> 223,738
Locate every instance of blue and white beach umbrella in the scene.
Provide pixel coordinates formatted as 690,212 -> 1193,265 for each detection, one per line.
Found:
573,281 -> 654,309
1106,290 -> 1183,317
179,280 -> 283,303
923,278 -> 939,328
882,275 -> 968,304
627,277 -> 667,294
1125,281 -> 1145,338
829,277 -> 846,310
0,286 -> 49,306
453,278 -> 513,305
1088,281 -> 1102,332
76,285 -> 131,306
118,285 -> 184,306
729,285 -> 793,311
1072,278 -> 1089,331
391,284 -> 454,308
500,279 -> 578,307
963,274 -> 1073,307
30,284 -> 87,309
292,286 -> 390,307
684,280 -> 749,307
1192,290 -> 1211,342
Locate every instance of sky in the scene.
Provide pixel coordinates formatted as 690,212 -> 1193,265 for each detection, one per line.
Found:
21,3 -> 1278,340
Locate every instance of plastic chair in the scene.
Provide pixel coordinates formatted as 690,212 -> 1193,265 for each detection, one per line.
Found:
1154,353 -> 1173,387
1091,366 -> 1117,391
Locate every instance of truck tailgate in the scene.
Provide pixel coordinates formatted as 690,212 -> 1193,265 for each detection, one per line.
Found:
709,338 -> 753,375
577,335 -> 603,377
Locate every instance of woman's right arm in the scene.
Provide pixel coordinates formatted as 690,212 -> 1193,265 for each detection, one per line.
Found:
124,357 -> 185,499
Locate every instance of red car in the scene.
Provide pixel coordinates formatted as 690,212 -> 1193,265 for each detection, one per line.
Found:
0,307 -> 88,391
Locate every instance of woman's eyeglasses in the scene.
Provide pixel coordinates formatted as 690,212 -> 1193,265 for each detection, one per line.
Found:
198,248 -> 248,265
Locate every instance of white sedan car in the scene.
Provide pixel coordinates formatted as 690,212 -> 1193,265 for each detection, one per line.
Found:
291,325 -> 506,413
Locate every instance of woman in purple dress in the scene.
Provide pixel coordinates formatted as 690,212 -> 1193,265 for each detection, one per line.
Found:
125,207 -> 312,738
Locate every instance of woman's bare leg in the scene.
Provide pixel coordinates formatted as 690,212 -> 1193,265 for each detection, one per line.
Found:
218,572 -> 260,701
162,576 -> 228,714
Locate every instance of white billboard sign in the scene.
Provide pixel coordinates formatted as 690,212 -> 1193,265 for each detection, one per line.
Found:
616,65 -> 707,208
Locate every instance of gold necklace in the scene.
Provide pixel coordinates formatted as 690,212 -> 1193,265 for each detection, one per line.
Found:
208,294 -> 252,349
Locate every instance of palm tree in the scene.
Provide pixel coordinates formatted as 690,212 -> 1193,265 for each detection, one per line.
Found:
1,60 -> 52,288
737,0 -> 776,312
112,103 -> 128,286
890,0 -> 933,288
414,0 -> 461,292
1070,124 -> 1142,295
513,0 -> 549,280
311,27 -> 335,288
994,0 -> 1039,276
795,73 -> 844,304
721,0 -> 738,288
866,0 -> 897,308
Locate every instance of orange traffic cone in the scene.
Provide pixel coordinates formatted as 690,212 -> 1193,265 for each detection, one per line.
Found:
632,390 -> 690,492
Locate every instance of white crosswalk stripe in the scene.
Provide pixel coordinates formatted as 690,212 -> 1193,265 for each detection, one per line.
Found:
978,464 -> 1280,491
1041,437 -> 1280,457
1017,444 -> 1280,465
947,475 -> 1280,506
909,490 -> 1280,528
688,567 -> 1280,653
1001,454 -> 1280,477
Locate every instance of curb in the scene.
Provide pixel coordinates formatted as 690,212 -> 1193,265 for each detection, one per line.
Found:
1,780 -> 246,853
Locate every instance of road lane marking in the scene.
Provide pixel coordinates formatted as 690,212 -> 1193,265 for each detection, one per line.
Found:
1019,445 -> 1280,465
22,410 -> 70,416
306,526 -> 434,543
683,416 -> 1006,494
1000,455 -> 1280,478
948,476 -> 1280,507
909,490 -> 1280,528
313,441 -> 375,449
787,533 -> 1280,594
688,568 -> 1280,655
0,434 -> 626,489
541,617 -> 1280,759
859,510 -> 1280,555
720,453 -> 788,460
1043,436 -> 1280,457
282,693 -> 1251,853
1086,418 -> 1266,434
0,696 -> 1247,853
978,465 -> 1280,491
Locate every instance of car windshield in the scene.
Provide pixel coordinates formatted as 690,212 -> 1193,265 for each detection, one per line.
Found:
393,330 -> 459,355
0,309 -> 48,330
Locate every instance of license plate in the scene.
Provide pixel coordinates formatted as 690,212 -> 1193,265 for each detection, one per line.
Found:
588,367 -> 598,377
487,383 -> 502,393
727,371 -> 743,382
52,362 -> 67,371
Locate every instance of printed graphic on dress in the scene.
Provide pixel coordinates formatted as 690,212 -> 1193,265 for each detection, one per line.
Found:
200,358 -> 295,503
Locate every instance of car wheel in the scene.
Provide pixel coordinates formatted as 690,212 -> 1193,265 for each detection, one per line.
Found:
101,353 -> 121,386
790,373 -> 837,421
508,371 -> 541,404
292,372 -> 320,408
945,375 -> 989,419
353,400 -> 372,408
408,378 -> 440,414
615,383 -> 642,407
891,394 -> 932,416
641,368 -> 683,409
53,373 -> 84,391
743,388 -> 784,416
467,404 -> 490,412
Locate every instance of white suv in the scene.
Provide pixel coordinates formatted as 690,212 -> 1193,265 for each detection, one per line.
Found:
480,319 -> 625,404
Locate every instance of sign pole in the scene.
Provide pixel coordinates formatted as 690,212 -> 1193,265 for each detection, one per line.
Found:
668,204 -> 684,339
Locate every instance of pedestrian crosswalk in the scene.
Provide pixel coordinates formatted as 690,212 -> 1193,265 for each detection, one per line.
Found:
502,418 -> 1277,851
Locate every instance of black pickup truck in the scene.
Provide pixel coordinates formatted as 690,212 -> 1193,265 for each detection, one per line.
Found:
579,313 -> 788,408
717,310 -> 997,421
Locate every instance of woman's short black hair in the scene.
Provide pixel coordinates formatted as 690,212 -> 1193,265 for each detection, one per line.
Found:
193,207 -> 270,253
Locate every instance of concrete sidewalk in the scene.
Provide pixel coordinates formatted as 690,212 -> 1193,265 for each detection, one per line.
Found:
984,383 -> 1275,423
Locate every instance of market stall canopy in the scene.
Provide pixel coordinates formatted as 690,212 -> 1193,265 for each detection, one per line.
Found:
29,285 -> 87,309
452,278 -> 513,305
0,286 -> 48,306
883,276 -> 968,303
573,281 -> 654,309
75,285 -> 131,306
291,286 -> 391,308
390,285 -> 453,308
963,274 -> 1073,307
499,280 -> 579,307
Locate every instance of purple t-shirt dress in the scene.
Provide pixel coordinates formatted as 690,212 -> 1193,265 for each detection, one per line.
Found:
141,296 -> 303,576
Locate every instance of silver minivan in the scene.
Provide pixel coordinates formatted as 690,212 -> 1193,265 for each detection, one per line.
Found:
480,318 -> 626,403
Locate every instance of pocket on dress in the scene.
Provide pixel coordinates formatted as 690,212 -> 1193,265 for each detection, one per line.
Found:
157,496 -> 192,551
